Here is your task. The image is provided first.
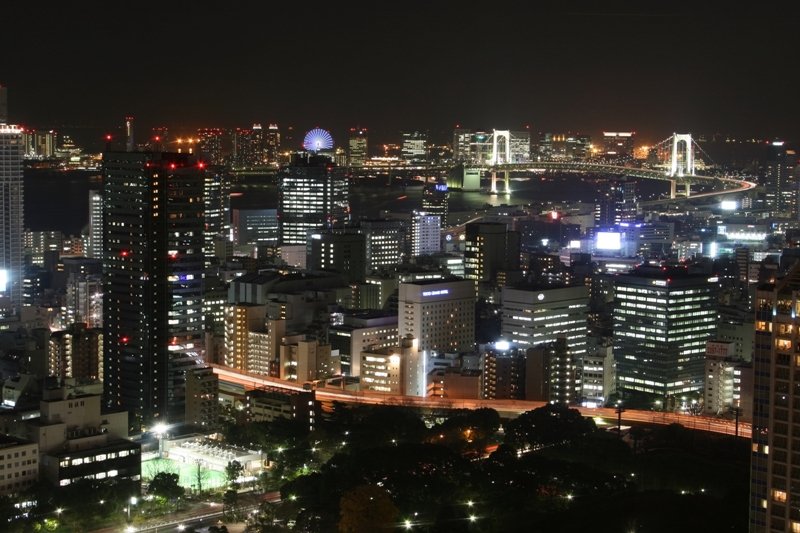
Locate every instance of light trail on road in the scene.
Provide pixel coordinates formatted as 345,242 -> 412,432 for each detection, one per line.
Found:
210,365 -> 750,438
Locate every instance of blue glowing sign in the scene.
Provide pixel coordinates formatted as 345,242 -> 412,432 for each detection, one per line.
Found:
435,184 -> 448,192
422,289 -> 449,297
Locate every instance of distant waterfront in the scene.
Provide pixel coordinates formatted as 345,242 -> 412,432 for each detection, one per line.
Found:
24,169 -> 670,236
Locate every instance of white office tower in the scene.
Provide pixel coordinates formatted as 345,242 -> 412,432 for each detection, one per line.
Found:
0,125 -> 24,314
398,279 -> 475,396
88,190 -> 103,259
411,213 -> 441,256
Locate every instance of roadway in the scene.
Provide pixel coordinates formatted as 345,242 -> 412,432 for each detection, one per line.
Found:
89,492 -> 281,533
210,365 -> 750,439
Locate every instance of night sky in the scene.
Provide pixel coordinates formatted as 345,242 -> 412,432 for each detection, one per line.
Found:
2,3 -> 798,148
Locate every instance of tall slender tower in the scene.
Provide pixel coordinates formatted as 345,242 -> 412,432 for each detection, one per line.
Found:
751,264 -> 800,531
102,151 -> 205,425
0,124 -> 24,314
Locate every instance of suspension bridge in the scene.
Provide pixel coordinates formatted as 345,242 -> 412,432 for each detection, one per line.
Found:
477,131 -> 756,199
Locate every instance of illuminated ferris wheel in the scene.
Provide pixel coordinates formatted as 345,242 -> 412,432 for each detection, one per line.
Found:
303,128 -> 334,152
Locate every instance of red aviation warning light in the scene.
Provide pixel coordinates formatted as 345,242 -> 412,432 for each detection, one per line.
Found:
121,336 -> 130,344
120,250 -> 129,257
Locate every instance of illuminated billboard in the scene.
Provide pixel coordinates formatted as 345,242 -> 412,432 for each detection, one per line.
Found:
0,269 -> 8,292
596,232 -> 621,250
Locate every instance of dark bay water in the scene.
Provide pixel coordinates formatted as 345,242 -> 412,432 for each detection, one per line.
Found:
24,169 -> 669,235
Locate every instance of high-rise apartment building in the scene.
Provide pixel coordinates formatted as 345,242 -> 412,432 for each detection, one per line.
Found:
197,128 -> 224,165
348,128 -> 368,166
278,154 -> 349,245
102,151 -> 205,424
265,124 -> 280,165
88,190 -> 103,259
49,323 -> 103,380
750,264 -> 800,531
401,131 -> 427,162
0,125 -> 24,314
764,140 -> 798,217
613,266 -> 718,397
231,125 -> 264,167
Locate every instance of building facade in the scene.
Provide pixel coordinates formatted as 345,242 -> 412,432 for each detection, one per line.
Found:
102,151 -> 206,424
278,155 -> 349,245
749,265 -> 800,531
0,125 -> 24,314
613,266 -> 718,397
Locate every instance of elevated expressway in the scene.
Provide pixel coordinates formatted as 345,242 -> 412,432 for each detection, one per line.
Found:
470,161 -> 757,200
211,365 -> 750,439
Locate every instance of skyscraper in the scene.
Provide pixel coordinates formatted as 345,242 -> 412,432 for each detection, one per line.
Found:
751,264 -> 800,531
422,184 -> 449,228
265,124 -> 280,165
278,154 -> 349,245
0,125 -> 24,314
401,131 -> 427,162
231,125 -> 264,167
197,128 -> 224,164
203,166 -> 231,270
102,151 -> 205,424
463,222 -> 521,283
88,190 -> 103,259
453,128 -> 471,162
348,128 -> 368,166
764,140 -> 797,217
613,266 -> 718,397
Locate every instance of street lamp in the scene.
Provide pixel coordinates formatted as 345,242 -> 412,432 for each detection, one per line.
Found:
127,497 -> 137,521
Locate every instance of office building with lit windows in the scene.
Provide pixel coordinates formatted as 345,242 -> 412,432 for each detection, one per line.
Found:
401,131 -> 427,162
102,151 -> 206,424
464,222 -> 520,284
278,154 -> 349,245
422,184 -> 449,228
0,125 -> 24,314
501,284 -> 589,365
348,128 -> 368,166
203,166 -> 231,269
602,132 -> 635,159
328,312 -> 398,376
613,266 -> 718,397
307,231 -> 367,283
411,213 -> 440,256
359,219 -> 403,272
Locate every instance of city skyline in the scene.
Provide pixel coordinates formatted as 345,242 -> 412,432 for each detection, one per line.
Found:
1,5 -> 799,146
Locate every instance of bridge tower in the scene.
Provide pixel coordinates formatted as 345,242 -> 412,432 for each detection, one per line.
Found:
490,130 -> 512,194
668,133 -> 694,177
491,130 -> 511,165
